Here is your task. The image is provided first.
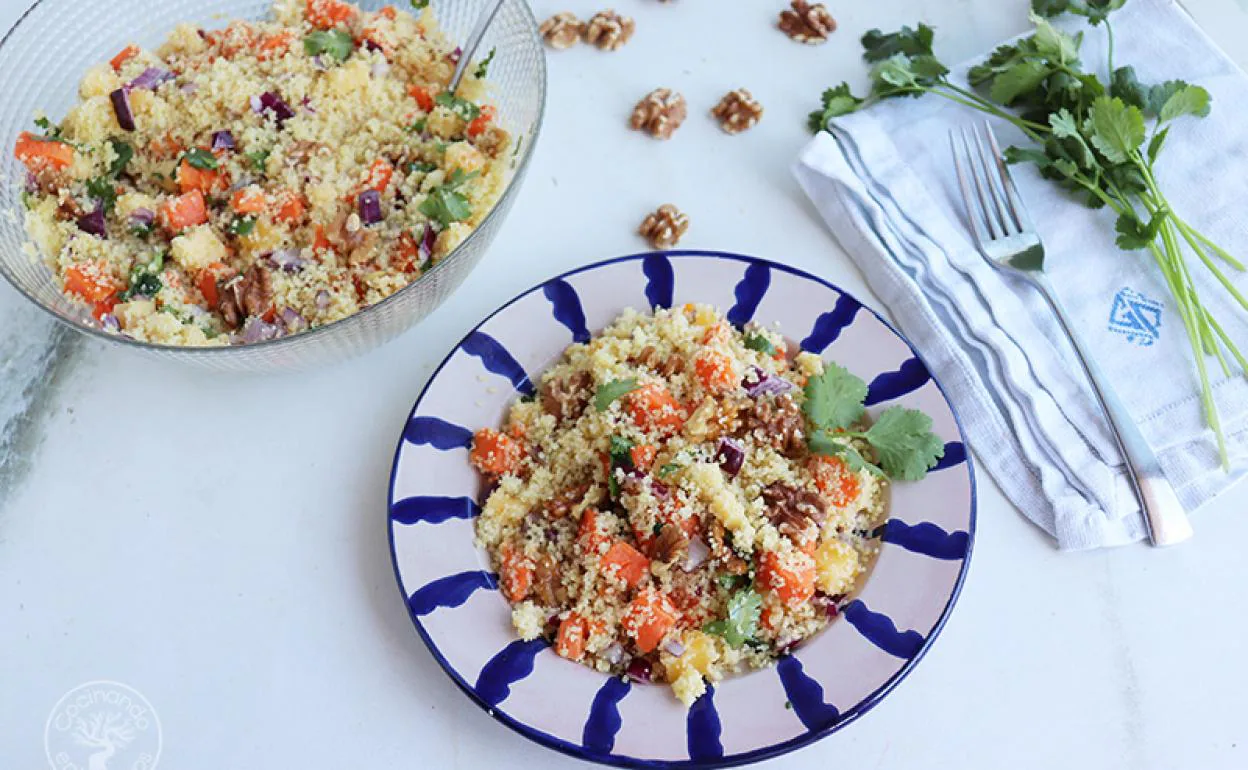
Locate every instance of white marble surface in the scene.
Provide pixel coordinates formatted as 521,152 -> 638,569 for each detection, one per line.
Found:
3,1 -> 1248,768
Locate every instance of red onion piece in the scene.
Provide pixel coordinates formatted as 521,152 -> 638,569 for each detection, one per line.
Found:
211,130 -> 236,151
255,91 -> 295,125
715,437 -> 745,476
358,189 -> 382,225
625,658 -> 652,684
77,206 -> 107,237
99,313 -> 120,332
128,68 -> 174,91
128,208 -> 155,228
315,289 -> 332,309
23,172 -> 38,194
267,248 -> 305,272
683,536 -> 710,571
110,88 -> 135,131
279,307 -> 307,333
743,366 -> 796,398
241,317 -> 281,344
662,639 -> 685,657
419,223 -> 436,260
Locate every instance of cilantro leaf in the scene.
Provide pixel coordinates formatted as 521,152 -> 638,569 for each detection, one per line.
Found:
744,334 -> 776,356
1146,125 -> 1170,164
703,588 -> 762,648
1109,66 -> 1148,110
862,406 -> 945,481
107,138 -> 133,179
410,0 -> 429,8
990,60 -> 1052,105
607,434 -> 635,500
807,83 -> 864,133
474,47 -> 496,80
229,216 -> 257,236
182,147 -> 218,170
715,573 -> 748,591
85,177 -> 118,212
119,253 -> 165,301
802,362 -> 867,433
1158,84 -> 1211,123
657,463 -> 681,479
809,430 -> 885,478
418,173 -> 474,227
434,91 -> 481,122
594,378 -> 639,412
246,149 -> 271,172
1087,96 -> 1145,164
304,29 -> 355,63
1030,13 -> 1079,63
861,24 -> 935,62
1114,210 -> 1165,250
1031,0 -> 1070,16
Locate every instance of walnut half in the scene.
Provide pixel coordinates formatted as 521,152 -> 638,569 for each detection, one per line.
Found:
585,10 -> 635,51
711,89 -> 764,134
629,88 -> 687,140
779,0 -> 837,45
539,12 -> 584,50
639,204 -> 690,249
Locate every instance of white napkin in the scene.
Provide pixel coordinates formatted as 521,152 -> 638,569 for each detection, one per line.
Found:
794,0 -> 1248,549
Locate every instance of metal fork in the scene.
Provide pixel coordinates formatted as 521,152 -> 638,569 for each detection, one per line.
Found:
951,122 -> 1193,547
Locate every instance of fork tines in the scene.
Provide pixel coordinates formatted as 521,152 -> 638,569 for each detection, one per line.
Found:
950,122 -> 1034,247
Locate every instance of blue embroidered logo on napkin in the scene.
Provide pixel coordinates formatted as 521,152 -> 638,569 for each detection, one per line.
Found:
1107,288 -> 1163,346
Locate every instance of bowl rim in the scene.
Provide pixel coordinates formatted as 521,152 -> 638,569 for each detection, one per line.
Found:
0,0 -> 548,357
385,250 -> 978,769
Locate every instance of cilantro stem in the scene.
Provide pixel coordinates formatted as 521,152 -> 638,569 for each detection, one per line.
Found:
1157,218 -> 1228,467
1202,305 -> 1248,375
1105,22 -> 1116,79
1172,215 -> 1244,271
938,83 -> 1049,137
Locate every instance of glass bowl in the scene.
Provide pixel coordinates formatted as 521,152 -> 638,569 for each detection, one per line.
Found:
0,0 -> 546,371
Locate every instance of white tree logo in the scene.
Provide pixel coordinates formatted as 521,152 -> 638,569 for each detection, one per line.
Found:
45,681 -> 161,770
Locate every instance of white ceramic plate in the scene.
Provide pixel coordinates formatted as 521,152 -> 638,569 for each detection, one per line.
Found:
387,251 -> 975,768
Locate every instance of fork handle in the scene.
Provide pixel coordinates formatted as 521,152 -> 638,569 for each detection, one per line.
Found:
1034,276 -> 1194,546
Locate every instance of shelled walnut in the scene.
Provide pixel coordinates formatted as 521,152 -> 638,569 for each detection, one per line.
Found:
629,88 -> 687,139
584,10 -> 635,51
711,89 -> 764,134
778,0 -> 837,44
538,12 -> 584,49
639,204 -> 689,249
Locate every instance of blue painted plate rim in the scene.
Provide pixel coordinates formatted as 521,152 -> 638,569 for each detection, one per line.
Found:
385,250 -> 978,768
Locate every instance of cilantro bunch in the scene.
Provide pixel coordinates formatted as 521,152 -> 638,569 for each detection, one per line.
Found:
809,0 -> 1243,469
802,363 -> 945,481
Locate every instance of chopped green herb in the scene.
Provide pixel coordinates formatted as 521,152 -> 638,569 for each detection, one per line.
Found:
410,0 -> 429,8
784,701 -> 793,710
744,334 -> 776,356
245,149 -> 271,172
607,434 -> 636,500
803,361 -> 943,480
408,160 -> 437,174
802,362 -> 868,433
303,29 -> 355,63
520,392 -> 537,404
119,253 -> 165,301
107,138 -> 133,179
594,378 -> 640,412
434,91 -> 481,122
85,177 -> 118,212
130,220 -> 155,237
408,118 -> 427,134
182,148 -> 219,171
657,463 -> 681,479
715,573 -> 748,591
418,184 -> 470,227
229,216 -> 257,236
652,523 -> 665,537
474,47 -> 497,80
703,587 -> 762,648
